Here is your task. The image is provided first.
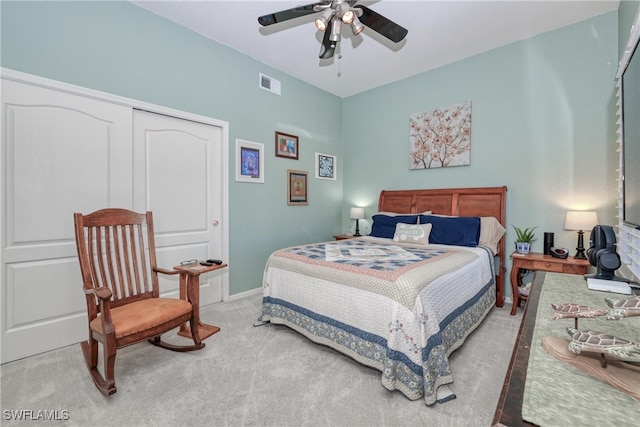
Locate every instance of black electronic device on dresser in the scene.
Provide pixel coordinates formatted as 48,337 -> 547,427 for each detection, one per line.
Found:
586,225 -> 625,281
549,247 -> 569,259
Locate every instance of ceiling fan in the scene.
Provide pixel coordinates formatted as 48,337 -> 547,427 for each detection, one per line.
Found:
258,1 -> 408,60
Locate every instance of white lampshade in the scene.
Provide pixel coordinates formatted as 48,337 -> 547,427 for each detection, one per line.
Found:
564,211 -> 599,231
350,207 -> 365,220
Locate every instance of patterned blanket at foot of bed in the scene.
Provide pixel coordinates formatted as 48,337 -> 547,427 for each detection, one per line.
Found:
261,239 -> 496,405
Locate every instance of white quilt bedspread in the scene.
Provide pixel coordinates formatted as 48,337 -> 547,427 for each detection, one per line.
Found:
260,236 -> 496,405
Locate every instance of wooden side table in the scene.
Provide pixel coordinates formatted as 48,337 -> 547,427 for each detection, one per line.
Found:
333,234 -> 354,240
173,261 -> 228,340
509,252 -> 589,315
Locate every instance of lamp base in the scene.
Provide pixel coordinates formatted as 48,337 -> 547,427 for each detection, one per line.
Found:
574,230 -> 587,260
574,251 -> 587,260
354,219 -> 361,237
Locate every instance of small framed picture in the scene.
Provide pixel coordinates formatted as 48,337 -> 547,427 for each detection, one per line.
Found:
275,132 -> 299,160
315,152 -> 337,180
287,169 -> 308,206
235,139 -> 264,183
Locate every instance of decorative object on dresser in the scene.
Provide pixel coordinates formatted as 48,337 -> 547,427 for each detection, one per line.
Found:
509,252 -> 590,315
544,292 -> 640,400
564,210 -> 599,259
350,206 -> 365,236
541,333 -> 640,401
551,303 -> 608,327
605,295 -> 640,319
512,225 -> 536,255
586,224 -> 626,282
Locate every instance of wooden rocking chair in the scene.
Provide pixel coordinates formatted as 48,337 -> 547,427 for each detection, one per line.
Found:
73,208 -> 204,395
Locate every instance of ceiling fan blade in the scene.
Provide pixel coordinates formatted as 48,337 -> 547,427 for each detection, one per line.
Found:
358,5 -> 408,43
319,19 -> 336,59
258,2 -> 329,26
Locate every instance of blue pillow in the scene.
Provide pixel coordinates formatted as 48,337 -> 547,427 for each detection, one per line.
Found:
370,215 -> 418,239
418,215 -> 481,247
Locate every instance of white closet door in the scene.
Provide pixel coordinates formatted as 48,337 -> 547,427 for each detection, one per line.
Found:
132,110 -> 225,306
1,79 -> 133,363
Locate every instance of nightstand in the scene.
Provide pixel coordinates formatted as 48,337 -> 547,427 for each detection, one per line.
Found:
509,252 -> 590,315
333,234 -> 354,240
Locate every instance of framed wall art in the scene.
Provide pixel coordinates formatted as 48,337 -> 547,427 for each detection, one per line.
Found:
275,131 -> 299,160
287,169 -> 308,205
235,139 -> 264,183
315,152 -> 337,180
409,101 -> 472,169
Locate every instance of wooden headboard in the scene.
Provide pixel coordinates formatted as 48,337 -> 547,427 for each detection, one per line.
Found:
378,186 -> 508,307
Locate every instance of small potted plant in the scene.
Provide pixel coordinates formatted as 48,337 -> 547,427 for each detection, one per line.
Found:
513,225 -> 537,255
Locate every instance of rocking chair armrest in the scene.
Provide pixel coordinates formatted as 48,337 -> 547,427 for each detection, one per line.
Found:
84,286 -> 112,301
153,266 -> 180,276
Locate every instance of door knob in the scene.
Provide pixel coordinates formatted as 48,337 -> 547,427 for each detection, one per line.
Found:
212,220 -> 220,227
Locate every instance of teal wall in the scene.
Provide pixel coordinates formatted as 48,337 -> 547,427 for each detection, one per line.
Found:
1,2 -> 622,300
0,1 -> 343,296
343,11 -> 619,290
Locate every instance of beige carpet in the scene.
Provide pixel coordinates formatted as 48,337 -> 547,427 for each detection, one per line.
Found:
0,292 -> 522,426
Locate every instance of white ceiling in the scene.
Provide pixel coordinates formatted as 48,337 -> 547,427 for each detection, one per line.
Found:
131,0 -> 619,98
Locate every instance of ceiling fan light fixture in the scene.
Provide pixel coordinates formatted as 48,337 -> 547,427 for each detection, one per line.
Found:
314,8 -> 334,31
341,9 -> 355,24
329,17 -> 342,42
350,17 -> 365,36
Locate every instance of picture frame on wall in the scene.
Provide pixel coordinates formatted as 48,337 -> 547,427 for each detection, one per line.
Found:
315,152 -> 337,180
275,131 -> 299,160
287,169 -> 308,205
235,139 -> 264,183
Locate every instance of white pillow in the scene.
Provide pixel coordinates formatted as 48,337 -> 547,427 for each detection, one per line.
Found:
479,217 -> 506,254
393,223 -> 432,245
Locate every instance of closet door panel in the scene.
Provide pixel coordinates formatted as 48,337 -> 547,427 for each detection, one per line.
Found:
1,79 -> 133,363
133,110 -> 224,304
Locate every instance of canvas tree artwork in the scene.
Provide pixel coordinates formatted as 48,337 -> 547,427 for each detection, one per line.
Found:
409,101 -> 472,169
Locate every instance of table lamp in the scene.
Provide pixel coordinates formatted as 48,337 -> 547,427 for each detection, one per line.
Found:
350,207 -> 365,237
564,211 -> 599,259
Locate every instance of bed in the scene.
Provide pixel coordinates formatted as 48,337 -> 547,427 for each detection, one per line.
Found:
259,186 -> 507,405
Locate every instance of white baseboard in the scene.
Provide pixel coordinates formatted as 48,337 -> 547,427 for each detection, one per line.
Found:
228,287 -> 262,302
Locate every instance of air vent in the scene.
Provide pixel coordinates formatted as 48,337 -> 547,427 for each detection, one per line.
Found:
259,73 -> 281,95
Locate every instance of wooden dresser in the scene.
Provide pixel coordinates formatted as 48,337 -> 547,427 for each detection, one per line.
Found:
493,272 -> 544,426
493,272 -> 639,426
